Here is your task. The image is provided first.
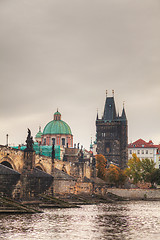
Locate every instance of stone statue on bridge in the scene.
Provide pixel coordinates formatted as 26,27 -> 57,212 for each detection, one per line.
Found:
52,144 -> 55,163
26,128 -> 34,151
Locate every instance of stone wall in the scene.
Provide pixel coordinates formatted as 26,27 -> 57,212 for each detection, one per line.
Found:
0,171 -> 20,197
53,179 -> 76,195
76,182 -> 93,194
107,188 -> 160,200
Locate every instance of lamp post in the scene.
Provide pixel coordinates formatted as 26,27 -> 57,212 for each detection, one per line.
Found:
6,134 -> 9,147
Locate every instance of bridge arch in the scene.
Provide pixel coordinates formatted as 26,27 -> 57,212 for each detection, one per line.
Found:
0,157 -> 17,171
35,163 -> 46,172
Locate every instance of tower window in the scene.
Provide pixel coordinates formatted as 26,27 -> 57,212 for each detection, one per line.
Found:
44,138 -> 46,145
105,142 -> 111,153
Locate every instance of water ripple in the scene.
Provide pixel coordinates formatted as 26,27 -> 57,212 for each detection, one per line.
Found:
0,201 -> 160,240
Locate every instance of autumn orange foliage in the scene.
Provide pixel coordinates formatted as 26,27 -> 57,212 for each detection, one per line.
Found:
106,164 -> 127,187
95,154 -> 127,186
95,154 -> 107,180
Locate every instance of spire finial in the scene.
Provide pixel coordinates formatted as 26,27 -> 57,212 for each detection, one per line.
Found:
112,90 -> 114,97
57,108 -> 58,112
39,126 -> 41,132
96,108 -> 99,120
106,90 -> 107,96
123,101 -> 125,108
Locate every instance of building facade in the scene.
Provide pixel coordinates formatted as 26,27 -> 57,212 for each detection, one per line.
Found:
96,92 -> 128,169
128,139 -> 158,164
156,145 -> 160,169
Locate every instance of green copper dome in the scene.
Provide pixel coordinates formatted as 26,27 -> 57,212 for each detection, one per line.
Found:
43,120 -> 72,135
43,110 -> 72,135
35,127 -> 43,139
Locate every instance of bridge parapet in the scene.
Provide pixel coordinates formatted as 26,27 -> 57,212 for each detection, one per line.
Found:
0,145 -> 24,172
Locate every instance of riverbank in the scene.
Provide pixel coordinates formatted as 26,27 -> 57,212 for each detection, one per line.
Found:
1,189 -> 160,214
107,188 -> 160,200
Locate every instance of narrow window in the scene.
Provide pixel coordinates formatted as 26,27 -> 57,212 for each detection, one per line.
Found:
62,138 -> 65,146
52,138 -> 55,145
105,142 -> 111,153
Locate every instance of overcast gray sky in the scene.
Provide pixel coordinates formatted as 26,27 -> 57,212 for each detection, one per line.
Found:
0,0 -> 160,149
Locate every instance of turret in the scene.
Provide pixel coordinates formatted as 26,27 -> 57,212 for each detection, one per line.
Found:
54,109 -> 61,121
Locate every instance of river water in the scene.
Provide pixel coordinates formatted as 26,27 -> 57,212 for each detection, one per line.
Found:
0,201 -> 160,240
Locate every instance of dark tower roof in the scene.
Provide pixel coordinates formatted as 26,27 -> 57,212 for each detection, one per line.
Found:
121,107 -> 127,120
103,97 -> 117,121
96,111 -> 99,120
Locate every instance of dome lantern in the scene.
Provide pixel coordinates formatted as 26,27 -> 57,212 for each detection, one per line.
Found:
54,109 -> 61,121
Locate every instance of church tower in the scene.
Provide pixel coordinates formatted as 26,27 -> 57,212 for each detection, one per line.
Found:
96,91 -> 128,169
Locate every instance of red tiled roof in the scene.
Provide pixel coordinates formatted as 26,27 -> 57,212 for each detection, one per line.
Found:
84,149 -> 90,153
128,138 -> 158,149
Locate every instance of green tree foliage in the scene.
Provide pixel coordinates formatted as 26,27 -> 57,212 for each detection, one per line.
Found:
141,158 -> 155,183
125,154 -> 156,184
150,169 -> 160,185
95,154 -> 107,180
125,154 -> 142,184
106,164 -> 127,187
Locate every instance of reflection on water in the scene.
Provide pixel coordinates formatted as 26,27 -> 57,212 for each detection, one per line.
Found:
0,201 -> 160,240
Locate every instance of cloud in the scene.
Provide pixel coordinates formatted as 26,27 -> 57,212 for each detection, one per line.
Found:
0,0 -> 160,148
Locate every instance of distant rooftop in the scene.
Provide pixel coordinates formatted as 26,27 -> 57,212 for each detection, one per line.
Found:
128,139 -> 158,149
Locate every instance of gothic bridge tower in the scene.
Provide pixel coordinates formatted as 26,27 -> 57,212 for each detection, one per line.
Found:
96,91 -> 128,169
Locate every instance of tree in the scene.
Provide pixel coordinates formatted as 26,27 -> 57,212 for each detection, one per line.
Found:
150,168 -> 160,186
95,154 -> 107,180
125,154 -> 156,185
125,154 -> 142,184
141,158 -> 155,183
106,164 -> 127,187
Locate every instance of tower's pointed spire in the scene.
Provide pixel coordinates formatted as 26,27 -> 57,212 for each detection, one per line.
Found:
96,108 -> 99,120
121,101 -> 127,120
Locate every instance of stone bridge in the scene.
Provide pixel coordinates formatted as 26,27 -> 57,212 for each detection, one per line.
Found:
0,145 -> 105,199
0,145 -> 71,175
